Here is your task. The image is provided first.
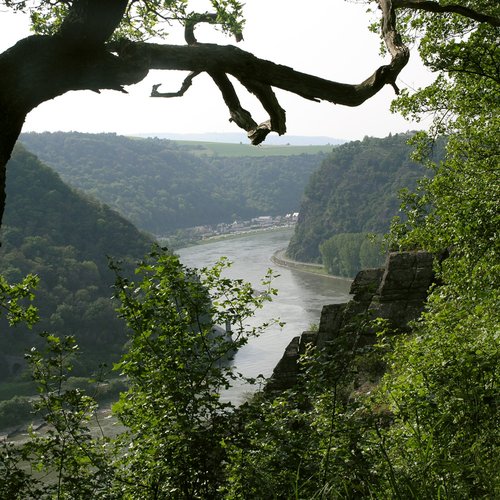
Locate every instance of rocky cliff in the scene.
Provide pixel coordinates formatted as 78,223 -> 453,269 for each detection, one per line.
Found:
266,251 -> 435,391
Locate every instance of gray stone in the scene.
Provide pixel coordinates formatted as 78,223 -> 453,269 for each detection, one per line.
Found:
266,250 -> 436,392
265,336 -> 301,391
316,303 -> 346,349
350,268 -> 384,302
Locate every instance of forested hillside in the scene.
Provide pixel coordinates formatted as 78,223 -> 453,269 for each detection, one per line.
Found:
286,133 -> 441,263
1,0 -> 497,497
0,146 -> 153,377
20,132 -> 326,234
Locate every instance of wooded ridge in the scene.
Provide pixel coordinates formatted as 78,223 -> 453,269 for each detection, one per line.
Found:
287,133 -> 444,265
0,145 -> 153,376
20,132 -> 326,235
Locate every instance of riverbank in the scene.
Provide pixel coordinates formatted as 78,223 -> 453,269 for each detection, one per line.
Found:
271,249 -> 353,283
173,226 -> 294,249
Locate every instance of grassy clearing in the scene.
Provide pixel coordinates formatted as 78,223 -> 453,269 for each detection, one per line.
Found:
174,140 -> 335,157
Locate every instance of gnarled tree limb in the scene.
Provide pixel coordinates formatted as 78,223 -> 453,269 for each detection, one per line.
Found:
136,0 -> 408,144
0,0 -> 442,226
208,71 -> 258,128
121,39 -> 408,143
237,78 -> 286,137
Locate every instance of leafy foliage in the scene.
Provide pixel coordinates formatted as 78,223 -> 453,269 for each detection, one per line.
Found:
110,247 -> 279,498
0,333 -> 116,499
1,250 -> 280,497
375,2 -> 500,496
320,232 -> 386,277
0,146 -> 153,377
0,273 -> 38,328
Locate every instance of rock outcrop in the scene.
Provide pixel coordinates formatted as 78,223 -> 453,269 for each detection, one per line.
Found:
266,251 -> 435,392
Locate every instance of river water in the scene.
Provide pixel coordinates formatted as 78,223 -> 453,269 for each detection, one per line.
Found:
177,229 -> 351,402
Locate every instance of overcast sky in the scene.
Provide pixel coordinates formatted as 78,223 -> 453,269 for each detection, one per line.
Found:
0,0 -> 433,142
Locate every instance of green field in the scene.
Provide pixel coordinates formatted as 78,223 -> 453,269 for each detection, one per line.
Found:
173,140 -> 336,157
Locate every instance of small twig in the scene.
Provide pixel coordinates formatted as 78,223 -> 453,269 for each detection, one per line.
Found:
151,71 -> 200,97
237,78 -> 287,136
185,13 -> 218,45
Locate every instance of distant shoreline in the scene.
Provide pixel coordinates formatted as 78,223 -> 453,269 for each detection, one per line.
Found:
271,249 -> 353,283
176,226 -> 294,249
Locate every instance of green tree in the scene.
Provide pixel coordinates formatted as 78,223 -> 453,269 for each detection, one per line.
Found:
0,273 -> 38,327
0,277 -> 116,498
375,0 -> 500,496
0,146 -> 153,376
320,232 -> 385,277
110,248 -> 278,498
0,333 -> 118,499
359,234 -> 385,269
287,133 -> 435,263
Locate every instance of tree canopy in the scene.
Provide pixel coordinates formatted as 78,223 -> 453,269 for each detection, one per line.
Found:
0,146 -> 153,375
286,133 -> 439,264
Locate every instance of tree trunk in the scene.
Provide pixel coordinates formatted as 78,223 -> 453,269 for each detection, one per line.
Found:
0,0 -> 134,233
0,32 -> 149,231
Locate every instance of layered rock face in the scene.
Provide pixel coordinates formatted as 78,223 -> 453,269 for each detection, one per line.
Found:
266,251 -> 435,391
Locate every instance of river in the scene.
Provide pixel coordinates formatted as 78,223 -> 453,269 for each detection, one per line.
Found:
178,229 -> 352,402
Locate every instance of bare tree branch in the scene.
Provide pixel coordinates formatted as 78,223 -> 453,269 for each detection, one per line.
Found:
208,71 -> 259,132
185,13 -> 218,45
379,0 -> 410,89
151,71 -> 200,97
236,78 -> 286,136
119,38 -> 408,143
128,0 -> 409,144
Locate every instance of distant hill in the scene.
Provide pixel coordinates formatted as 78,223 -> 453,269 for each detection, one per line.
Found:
287,133 -> 442,263
20,132 -> 328,235
131,132 -> 345,146
0,146 -> 154,377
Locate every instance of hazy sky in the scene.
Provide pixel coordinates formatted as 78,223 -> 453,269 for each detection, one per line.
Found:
0,0 -> 434,141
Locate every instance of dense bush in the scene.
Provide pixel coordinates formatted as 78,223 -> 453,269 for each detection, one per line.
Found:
319,232 -> 385,277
